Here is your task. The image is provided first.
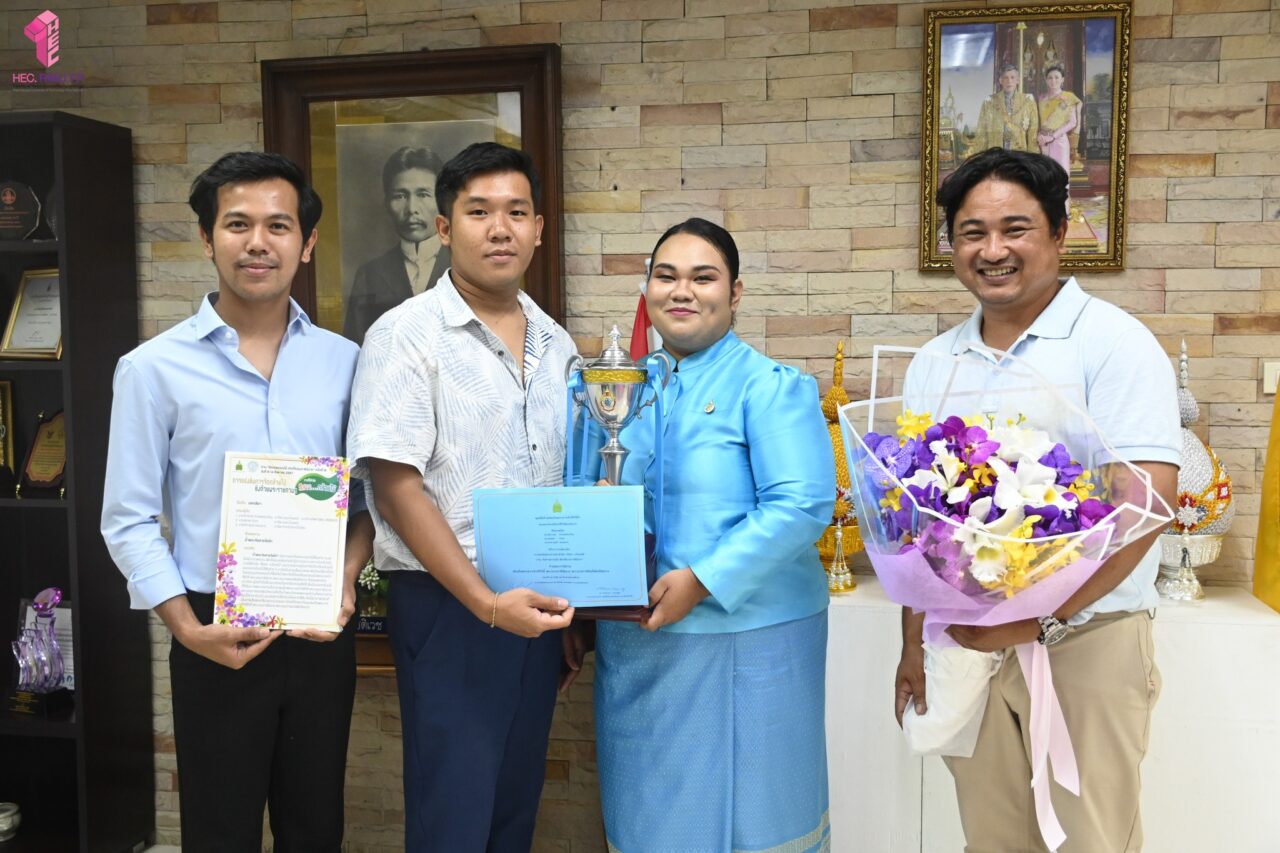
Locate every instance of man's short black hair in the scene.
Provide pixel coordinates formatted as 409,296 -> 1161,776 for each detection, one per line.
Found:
434,142 -> 541,221
382,146 -> 445,197
189,151 -> 322,238
936,148 -> 1069,243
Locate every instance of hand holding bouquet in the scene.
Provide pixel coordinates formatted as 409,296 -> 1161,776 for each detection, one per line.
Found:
840,346 -> 1173,852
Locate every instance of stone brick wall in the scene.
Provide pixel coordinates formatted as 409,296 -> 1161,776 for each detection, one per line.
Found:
6,0 -> 1277,850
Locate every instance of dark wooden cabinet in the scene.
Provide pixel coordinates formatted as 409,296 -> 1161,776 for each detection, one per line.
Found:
0,112 -> 152,852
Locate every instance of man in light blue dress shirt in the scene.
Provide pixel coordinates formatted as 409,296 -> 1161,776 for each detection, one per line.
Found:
896,149 -> 1180,852
101,152 -> 374,853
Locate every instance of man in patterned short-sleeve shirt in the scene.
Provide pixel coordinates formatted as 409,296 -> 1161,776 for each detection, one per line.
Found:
346,142 -> 577,852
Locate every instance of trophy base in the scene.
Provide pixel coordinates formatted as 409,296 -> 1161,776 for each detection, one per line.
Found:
6,687 -> 73,719
574,605 -> 647,622
1155,533 -> 1220,603
1156,566 -> 1205,602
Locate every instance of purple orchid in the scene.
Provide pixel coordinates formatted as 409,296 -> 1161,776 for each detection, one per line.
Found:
1025,504 -> 1074,537
1074,498 -> 1111,529
935,415 -> 999,468
872,434 -> 915,478
913,436 -> 936,468
908,519 -> 972,592
906,481 -> 953,517
1038,443 -> 1085,486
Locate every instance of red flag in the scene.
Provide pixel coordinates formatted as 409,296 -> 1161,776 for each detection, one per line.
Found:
629,294 -> 658,360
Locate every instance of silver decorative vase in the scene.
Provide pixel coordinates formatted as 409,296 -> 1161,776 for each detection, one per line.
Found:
1156,532 -> 1222,602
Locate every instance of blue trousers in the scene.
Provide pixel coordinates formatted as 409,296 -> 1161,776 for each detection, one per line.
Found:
388,571 -> 561,852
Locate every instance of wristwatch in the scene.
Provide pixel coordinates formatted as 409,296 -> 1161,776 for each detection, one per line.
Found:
1036,615 -> 1069,646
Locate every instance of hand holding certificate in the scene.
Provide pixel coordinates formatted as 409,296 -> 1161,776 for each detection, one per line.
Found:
474,486 -> 650,619
213,452 -> 351,631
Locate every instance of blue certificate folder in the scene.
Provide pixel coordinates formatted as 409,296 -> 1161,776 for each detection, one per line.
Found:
473,486 -> 649,608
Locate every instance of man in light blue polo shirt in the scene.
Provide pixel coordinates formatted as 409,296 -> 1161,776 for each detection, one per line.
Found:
894,149 -> 1179,852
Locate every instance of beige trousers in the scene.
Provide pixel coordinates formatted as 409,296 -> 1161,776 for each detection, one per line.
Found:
944,611 -> 1161,853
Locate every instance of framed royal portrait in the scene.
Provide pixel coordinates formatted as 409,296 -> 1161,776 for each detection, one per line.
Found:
1,268 -> 62,359
262,45 -> 565,346
920,3 -> 1132,271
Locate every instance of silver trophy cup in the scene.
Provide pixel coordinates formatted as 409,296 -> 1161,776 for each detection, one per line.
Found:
567,325 -> 671,485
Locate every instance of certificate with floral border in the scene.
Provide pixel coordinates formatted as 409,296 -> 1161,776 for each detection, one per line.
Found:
214,452 -> 351,631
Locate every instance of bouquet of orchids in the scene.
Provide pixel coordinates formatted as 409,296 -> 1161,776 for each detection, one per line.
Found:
839,346 -> 1173,852
862,410 -> 1113,599
839,346 -> 1172,641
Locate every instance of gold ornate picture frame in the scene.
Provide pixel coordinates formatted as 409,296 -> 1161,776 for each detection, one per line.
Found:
920,3 -> 1132,271
1,268 -> 63,359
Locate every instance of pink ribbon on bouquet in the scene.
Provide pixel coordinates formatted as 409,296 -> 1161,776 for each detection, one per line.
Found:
872,547 -> 1101,851
1015,641 -> 1079,853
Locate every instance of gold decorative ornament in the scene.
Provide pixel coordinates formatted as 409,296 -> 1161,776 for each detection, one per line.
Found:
581,368 -> 647,384
815,341 -> 863,593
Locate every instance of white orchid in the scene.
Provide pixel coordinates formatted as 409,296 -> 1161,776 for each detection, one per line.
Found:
923,440 -> 975,505
989,423 -> 1053,465
951,496 -> 1026,584
902,466 -> 970,506
987,457 -> 1070,511
902,467 -> 944,492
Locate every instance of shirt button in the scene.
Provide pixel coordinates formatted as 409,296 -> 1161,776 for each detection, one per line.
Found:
531,444 -> 538,451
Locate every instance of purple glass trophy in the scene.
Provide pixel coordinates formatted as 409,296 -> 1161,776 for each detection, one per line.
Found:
8,586 -> 71,717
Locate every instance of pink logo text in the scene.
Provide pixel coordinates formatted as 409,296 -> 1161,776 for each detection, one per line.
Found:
24,10 -> 61,69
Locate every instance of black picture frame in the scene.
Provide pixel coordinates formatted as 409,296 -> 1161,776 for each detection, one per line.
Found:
261,44 -> 566,335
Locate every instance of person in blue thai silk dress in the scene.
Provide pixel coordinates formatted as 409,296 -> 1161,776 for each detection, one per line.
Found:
579,218 -> 836,852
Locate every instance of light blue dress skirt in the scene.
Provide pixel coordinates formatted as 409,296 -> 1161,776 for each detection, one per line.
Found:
595,610 -> 830,853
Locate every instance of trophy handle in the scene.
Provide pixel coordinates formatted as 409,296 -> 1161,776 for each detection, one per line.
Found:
564,354 -> 586,403
634,351 -> 674,417
644,351 -> 674,389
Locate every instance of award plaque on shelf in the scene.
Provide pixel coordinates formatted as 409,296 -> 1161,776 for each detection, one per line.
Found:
0,180 -> 40,240
0,381 -> 13,491
1,269 -> 61,359
16,410 -> 65,499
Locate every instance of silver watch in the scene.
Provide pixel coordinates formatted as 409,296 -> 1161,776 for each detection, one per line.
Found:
1036,615 -> 1069,646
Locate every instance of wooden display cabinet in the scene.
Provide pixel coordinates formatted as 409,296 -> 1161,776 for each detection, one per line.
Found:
0,112 -> 152,852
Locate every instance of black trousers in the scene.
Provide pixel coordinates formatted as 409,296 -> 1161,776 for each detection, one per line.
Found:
388,570 -> 561,853
169,591 -> 356,853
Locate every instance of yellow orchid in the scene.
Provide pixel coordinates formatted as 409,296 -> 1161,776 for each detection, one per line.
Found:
896,409 -> 933,439
879,487 -> 904,513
